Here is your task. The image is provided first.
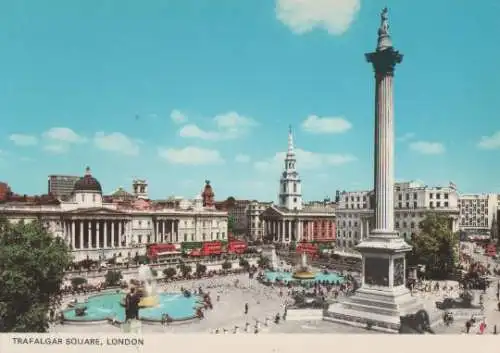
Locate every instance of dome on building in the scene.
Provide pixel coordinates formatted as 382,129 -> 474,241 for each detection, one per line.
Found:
73,167 -> 102,193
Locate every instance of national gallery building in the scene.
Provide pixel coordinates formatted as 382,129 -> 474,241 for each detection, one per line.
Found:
0,167 -> 228,262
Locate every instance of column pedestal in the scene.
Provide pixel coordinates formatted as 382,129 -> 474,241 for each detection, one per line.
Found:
325,236 -> 423,332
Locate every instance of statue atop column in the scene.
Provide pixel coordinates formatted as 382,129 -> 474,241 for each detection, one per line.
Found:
376,7 -> 393,51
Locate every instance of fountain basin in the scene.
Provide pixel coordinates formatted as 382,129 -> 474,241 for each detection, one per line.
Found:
63,292 -> 203,324
264,270 -> 345,284
292,271 -> 316,280
119,295 -> 160,308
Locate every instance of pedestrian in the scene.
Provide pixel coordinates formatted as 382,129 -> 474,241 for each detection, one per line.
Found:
244,302 -> 248,314
465,320 -> 471,334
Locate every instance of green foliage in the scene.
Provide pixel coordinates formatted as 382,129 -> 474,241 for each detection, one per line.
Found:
196,263 -> 207,275
228,216 -> 236,232
70,277 -> 87,288
134,255 -> 149,265
407,213 -> 458,279
257,256 -> 270,268
0,218 -> 72,332
179,262 -> 192,277
104,270 -> 123,287
239,258 -> 250,269
151,269 -> 158,277
221,260 -> 232,270
163,267 -> 177,279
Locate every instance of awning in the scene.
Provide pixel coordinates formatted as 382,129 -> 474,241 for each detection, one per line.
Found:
189,249 -> 202,256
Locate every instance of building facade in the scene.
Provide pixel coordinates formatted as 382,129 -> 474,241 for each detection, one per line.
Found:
48,175 -> 80,198
260,128 -> 336,244
0,168 -> 228,262
215,197 -> 251,235
335,181 -> 460,248
458,193 -> 498,235
246,200 -> 273,241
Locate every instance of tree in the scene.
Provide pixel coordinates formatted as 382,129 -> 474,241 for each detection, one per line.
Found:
105,270 -> 123,287
221,260 -> 232,271
257,256 -> 270,268
228,216 -> 236,233
196,263 -> 207,276
151,269 -> 158,277
70,277 -> 87,289
163,267 -> 177,279
407,213 -> 459,279
239,258 -> 250,270
0,218 -> 72,332
179,262 -> 192,277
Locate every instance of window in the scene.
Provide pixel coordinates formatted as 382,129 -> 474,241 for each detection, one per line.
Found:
413,193 -> 417,199
406,202 -> 410,208
436,194 -> 441,199
293,183 -> 297,192
405,194 -> 410,201
293,197 -> 297,202
437,202 -> 441,207
429,193 -> 434,199
444,193 -> 449,199
413,201 -> 417,208
444,202 -> 449,207
430,202 -> 434,208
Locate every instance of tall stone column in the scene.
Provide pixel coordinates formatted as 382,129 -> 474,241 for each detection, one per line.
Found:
155,221 -> 159,243
104,221 -> 108,248
96,221 -> 100,249
111,221 -> 115,248
326,8 -> 421,332
365,11 -> 402,238
162,221 -> 166,243
118,221 -> 122,247
80,221 -> 85,249
79,221 -> 83,249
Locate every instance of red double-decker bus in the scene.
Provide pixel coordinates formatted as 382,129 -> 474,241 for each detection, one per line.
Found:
484,243 -> 497,257
296,242 -> 319,257
227,239 -> 247,254
147,243 -> 182,263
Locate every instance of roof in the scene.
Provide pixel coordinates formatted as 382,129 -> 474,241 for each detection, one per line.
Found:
73,167 -> 102,193
111,187 -> 133,197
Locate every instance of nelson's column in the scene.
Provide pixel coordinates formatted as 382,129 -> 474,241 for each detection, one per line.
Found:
325,8 -> 423,332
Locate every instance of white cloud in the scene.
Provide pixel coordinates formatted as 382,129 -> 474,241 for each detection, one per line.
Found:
477,131 -> 500,150
9,134 -> 38,146
409,141 -> 445,155
179,124 -> 220,140
301,115 -> 352,134
235,154 -> 251,163
42,127 -> 86,143
94,132 -> 140,156
170,110 -> 187,124
397,132 -> 415,142
276,0 -> 361,35
158,146 -> 224,165
254,148 -> 356,172
179,111 -> 257,141
43,144 -> 68,154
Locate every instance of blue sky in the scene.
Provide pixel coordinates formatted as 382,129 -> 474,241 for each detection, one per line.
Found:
1,0 -> 500,201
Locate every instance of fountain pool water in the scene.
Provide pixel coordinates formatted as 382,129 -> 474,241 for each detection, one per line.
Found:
265,253 -> 345,284
264,270 -> 345,284
63,292 -> 202,323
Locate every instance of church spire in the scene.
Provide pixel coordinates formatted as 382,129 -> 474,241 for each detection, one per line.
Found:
287,125 -> 294,155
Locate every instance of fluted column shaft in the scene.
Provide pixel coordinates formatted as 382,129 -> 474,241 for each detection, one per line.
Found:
373,72 -> 395,233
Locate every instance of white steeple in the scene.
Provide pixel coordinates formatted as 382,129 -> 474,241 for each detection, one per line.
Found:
278,126 -> 302,211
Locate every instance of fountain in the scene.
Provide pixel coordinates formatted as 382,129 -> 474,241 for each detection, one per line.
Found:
62,264 -> 203,325
292,253 -> 316,280
263,251 -> 345,285
136,264 -> 159,308
270,249 -> 280,271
